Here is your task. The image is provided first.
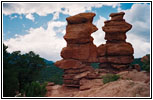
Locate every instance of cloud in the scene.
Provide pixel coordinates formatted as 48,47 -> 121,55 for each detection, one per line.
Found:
92,16 -> 106,46
120,3 -> 150,40
119,3 -> 150,57
3,3 -> 120,21
126,34 -> 150,58
9,15 -> 17,20
25,13 -> 34,21
4,20 -> 66,61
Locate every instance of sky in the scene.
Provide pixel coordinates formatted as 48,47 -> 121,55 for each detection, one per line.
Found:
3,2 -> 150,62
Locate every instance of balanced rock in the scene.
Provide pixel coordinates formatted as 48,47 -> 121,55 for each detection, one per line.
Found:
98,12 -> 134,71
55,12 -> 98,87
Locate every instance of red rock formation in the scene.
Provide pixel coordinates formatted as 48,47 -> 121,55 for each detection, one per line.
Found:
98,12 -> 134,72
55,12 -> 98,87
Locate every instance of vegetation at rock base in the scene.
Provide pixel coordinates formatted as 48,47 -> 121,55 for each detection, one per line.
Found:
39,63 -> 63,85
24,81 -> 47,97
91,63 -> 99,69
131,54 -> 150,72
102,74 -> 120,84
131,58 -> 143,67
141,54 -> 150,72
3,44 -> 62,97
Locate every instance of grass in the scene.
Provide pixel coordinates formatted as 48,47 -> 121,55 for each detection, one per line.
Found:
102,74 -> 120,84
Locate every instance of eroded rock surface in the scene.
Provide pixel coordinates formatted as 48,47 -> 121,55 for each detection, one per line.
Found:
46,70 -> 150,97
55,12 -> 98,87
98,12 -> 134,72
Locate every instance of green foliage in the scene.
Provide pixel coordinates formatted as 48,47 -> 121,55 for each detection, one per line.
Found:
39,63 -> 63,85
91,63 -> 99,69
102,74 -> 120,84
3,44 -> 46,97
141,54 -> 150,72
3,69 -> 19,97
24,81 -> 47,97
131,58 -> 143,67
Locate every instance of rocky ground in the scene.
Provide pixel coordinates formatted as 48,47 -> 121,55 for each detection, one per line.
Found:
45,69 -> 150,97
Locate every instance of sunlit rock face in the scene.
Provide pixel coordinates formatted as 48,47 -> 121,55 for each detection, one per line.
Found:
55,12 -> 134,87
55,13 -> 99,87
98,12 -> 134,73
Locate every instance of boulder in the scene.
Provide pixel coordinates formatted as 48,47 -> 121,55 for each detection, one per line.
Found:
106,42 -> 134,56
66,12 -> 96,24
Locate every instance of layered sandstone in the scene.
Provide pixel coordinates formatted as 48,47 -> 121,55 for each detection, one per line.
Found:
98,12 -> 134,73
55,13 -> 98,87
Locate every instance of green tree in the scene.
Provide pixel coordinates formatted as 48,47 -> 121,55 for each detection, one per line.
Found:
3,44 -> 19,97
141,54 -> 150,72
24,81 -> 47,97
3,44 -> 46,97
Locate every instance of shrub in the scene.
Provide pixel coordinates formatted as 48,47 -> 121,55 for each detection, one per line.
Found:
24,81 -> 47,97
141,54 -> 150,72
102,74 -> 120,84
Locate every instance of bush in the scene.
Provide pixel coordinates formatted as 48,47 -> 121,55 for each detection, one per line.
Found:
141,54 -> 150,72
102,74 -> 120,84
24,81 -> 47,97
91,63 -> 99,69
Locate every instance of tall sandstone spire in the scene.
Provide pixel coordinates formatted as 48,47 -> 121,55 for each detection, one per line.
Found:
98,12 -> 134,73
55,13 -> 99,87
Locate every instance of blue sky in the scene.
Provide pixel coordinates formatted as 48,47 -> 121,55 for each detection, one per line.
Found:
3,2 -> 150,61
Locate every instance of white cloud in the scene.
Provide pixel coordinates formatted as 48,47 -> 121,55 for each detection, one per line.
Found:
25,13 -> 34,21
4,20 -> 66,62
119,3 -> 150,57
52,11 -> 60,20
127,34 -> 150,58
3,3 -> 120,20
9,15 -> 17,20
92,16 -> 106,46
120,3 -> 150,40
